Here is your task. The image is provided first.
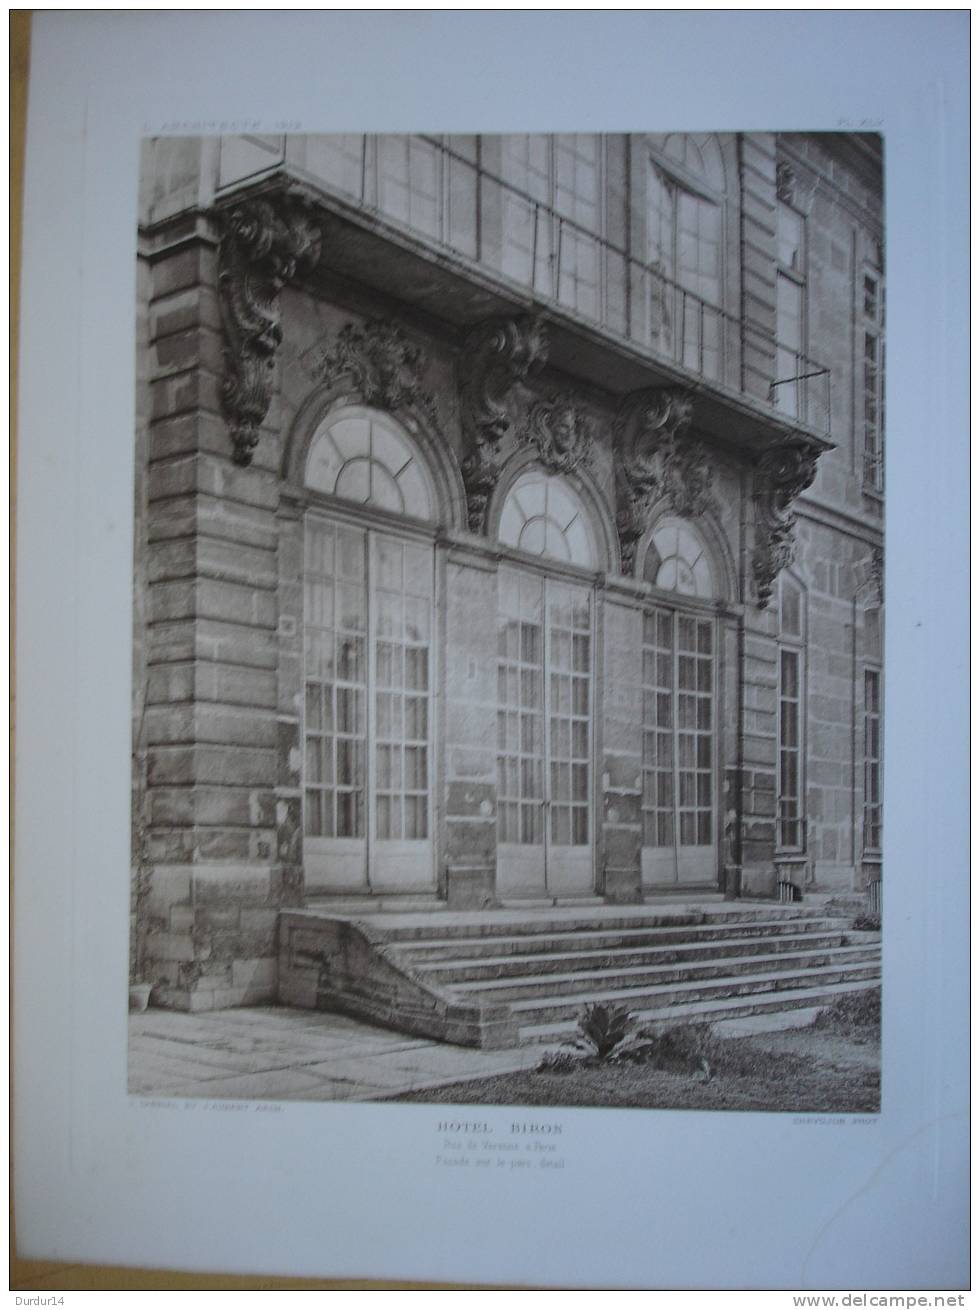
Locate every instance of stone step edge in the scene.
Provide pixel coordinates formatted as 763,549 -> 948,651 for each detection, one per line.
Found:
384,916 -> 855,953
504,961 -> 882,1018
438,945 -> 882,997
519,979 -> 881,1045
409,930 -> 853,975
352,908 -> 841,942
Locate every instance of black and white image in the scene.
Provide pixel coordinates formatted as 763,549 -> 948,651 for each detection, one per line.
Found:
130,130 -> 884,1111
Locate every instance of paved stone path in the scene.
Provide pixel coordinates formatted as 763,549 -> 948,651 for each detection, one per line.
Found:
129,1006 -> 542,1102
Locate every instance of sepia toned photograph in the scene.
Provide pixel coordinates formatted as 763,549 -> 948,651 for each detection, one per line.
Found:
129,129 -> 884,1113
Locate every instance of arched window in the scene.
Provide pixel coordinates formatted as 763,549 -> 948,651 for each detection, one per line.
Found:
643,516 -> 714,598
301,406 -> 437,896
497,469 -> 597,569
494,467 -> 599,899
640,516 -> 719,889
305,405 -> 435,521
655,133 -> 726,193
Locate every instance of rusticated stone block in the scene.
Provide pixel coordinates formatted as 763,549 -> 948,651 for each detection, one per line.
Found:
193,905 -> 241,932
192,864 -> 275,906
602,825 -> 641,867
195,662 -> 277,710
197,577 -> 277,628
149,284 -> 222,341
150,368 -> 222,423
445,864 -> 497,910
448,748 -> 495,782
146,829 -> 195,865
153,324 -> 224,378
603,864 -> 642,905
446,817 -> 496,863
150,243 -> 216,299
195,828 -> 276,862
445,781 -> 494,819
603,792 -> 640,826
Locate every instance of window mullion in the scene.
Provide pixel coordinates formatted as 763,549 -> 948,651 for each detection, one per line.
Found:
365,530 -> 376,882
543,578 -> 553,874
671,611 -> 681,881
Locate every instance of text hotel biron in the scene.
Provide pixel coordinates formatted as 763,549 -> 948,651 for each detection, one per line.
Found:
133,132 -> 884,1010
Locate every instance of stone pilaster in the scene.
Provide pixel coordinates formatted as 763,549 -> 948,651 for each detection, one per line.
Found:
737,605 -> 779,896
441,547 -> 499,906
139,207 -> 304,1010
599,592 -> 643,902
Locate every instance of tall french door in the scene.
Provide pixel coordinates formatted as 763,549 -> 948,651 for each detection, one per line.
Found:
303,515 -> 434,893
496,568 -> 594,898
641,605 -> 718,885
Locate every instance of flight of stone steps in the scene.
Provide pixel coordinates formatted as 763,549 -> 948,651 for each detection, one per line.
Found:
376,905 -> 881,1046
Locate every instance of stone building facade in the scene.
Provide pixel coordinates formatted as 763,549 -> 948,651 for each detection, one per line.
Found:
133,132 -> 884,1011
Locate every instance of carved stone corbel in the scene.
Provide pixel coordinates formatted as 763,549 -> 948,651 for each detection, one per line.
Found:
520,395 -> 591,476
776,161 -> 796,205
458,316 -> 548,532
613,387 -> 714,575
313,319 -> 437,422
752,439 -> 820,607
217,194 -> 321,466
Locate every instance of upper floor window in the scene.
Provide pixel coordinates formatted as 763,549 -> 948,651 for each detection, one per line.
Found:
774,197 -> 807,419
646,135 -> 725,380
862,266 -> 885,491
305,406 -> 435,522
497,469 -> 597,569
500,134 -> 603,319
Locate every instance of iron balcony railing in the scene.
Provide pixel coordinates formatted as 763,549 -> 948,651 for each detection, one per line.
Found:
219,133 -> 831,434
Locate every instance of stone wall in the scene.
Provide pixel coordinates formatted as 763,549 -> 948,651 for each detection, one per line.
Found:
139,205 -> 298,1010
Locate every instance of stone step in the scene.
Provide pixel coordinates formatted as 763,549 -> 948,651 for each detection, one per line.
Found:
520,978 -> 880,1046
443,945 -> 881,1002
502,959 -> 882,1029
409,931 -> 854,984
391,916 -> 853,962
367,904 -> 835,944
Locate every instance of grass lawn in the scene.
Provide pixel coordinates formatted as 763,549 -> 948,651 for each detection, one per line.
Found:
391,1017 -> 880,1114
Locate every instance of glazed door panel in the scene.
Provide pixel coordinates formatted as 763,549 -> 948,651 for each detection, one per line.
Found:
303,516 -> 434,893
641,607 -> 717,886
496,569 -> 594,898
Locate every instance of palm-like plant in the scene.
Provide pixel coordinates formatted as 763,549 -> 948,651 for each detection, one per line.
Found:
573,1002 -> 634,1061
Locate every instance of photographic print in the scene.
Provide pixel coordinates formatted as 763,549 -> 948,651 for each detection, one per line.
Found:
129,129 -> 884,1114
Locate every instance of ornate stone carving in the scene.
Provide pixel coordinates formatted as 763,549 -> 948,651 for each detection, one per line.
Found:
313,319 -> 437,421
217,194 -> 321,466
613,387 -> 714,574
776,161 -> 796,205
520,395 -> 591,475
752,439 -> 820,607
458,316 -> 548,531
869,544 -> 884,604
